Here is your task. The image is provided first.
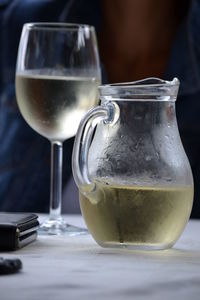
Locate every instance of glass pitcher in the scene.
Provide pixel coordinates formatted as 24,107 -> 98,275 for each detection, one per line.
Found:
72,78 -> 194,250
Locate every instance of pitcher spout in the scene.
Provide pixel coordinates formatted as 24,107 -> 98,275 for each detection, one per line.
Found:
99,77 -> 180,102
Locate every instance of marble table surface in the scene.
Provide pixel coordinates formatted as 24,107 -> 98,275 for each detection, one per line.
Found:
0,215 -> 200,300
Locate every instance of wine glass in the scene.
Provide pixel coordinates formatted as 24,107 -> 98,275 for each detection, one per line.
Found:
15,23 -> 101,235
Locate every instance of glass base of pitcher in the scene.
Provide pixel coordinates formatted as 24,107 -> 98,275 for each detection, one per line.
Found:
97,241 -> 174,251
38,217 -> 88,236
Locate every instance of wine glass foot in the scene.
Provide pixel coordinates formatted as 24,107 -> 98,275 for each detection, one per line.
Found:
38,217 -> 88,236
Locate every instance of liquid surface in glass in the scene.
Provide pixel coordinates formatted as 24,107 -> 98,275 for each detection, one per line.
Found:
16,71 -> 100,141
79,182 -> 193,249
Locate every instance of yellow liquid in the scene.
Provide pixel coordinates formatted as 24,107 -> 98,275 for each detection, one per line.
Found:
16,72 -> 100,141
79,184 -> 193,249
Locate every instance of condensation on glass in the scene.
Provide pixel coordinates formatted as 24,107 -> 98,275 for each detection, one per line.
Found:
72,78 -> 194,250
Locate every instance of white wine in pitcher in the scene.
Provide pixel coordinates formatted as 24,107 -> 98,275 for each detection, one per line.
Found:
80,183 -> 193,249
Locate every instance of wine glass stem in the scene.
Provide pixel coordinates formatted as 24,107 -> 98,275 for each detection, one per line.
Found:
49,141 -> 63,220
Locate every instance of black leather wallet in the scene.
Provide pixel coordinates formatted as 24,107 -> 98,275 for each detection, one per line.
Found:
0,213 -> 39,251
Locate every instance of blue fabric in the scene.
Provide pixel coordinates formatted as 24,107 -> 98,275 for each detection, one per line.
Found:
165,0 -> 200,218
0,0 -> 76,212
0,0 -> 200,217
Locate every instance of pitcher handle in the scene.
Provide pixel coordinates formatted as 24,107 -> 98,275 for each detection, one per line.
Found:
72,102 -> 119,193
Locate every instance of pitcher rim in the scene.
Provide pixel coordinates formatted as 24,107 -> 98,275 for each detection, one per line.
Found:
99,77 -> 179,89
99,77 -> 180,101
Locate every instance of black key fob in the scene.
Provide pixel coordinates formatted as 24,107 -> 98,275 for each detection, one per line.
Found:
0,257 -> 22,275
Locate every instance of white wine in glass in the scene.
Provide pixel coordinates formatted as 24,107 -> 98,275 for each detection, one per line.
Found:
15,23 -> 101,235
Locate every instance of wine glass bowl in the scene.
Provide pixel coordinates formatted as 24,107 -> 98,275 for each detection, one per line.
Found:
16,72 -> 100,141
15,23 -> 101,235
